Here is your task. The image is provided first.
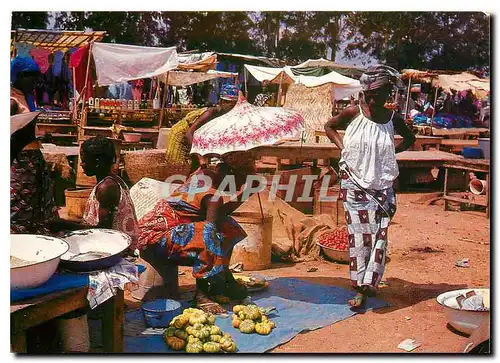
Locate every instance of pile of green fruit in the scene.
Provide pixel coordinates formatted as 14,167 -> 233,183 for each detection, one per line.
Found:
163,308 -> 237,353
231,304 -> 276,335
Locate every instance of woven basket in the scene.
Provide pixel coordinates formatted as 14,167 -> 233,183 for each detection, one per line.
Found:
123,150 -> 191,185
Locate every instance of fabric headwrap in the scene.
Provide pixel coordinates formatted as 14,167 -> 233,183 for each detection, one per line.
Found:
359,65 -> 404,91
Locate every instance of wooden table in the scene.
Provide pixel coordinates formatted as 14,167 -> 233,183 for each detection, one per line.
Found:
254,142 -> 461,169
442,159 -> 490,218
11,287 -> 124,353
440,139 -> 479,153
314,130 -> 443,151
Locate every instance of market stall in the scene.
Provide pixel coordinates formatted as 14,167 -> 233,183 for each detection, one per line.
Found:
401,69 -> 490,139
11,28 -> 106,146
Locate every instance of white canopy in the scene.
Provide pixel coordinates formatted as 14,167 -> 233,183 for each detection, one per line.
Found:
159,70 -> 238,87
92,43 -> 178,86
244,64 -> 295,84
244,63 -> 362,98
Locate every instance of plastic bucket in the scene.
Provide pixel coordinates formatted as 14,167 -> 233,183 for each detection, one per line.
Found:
469,179 -> 488,195
141,299 -> 182,327
230,212 -> 273,271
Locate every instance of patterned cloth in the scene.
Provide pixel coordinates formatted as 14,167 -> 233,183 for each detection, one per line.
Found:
10,147 -> 59,234
14,43 -> 35,57
220,83 -> 239,101
86,258 -> 139,309
83,175 -> 140,250
359,65 -> 404,91
190,97 -> 304,156
338,169 -> 396,289
254,93 -> 274,107
138,170 -> 247,280
166,107 -> 208,164
29,48 -> 51,74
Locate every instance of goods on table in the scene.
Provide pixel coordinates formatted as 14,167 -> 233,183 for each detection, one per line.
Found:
162,308 -> 237,353
231,304 -> 276,335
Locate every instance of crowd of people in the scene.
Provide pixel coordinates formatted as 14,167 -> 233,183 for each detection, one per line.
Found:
13,56 -> 452,312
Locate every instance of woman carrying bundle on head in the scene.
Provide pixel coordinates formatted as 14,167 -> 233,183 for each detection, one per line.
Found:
324,65 -> 416,308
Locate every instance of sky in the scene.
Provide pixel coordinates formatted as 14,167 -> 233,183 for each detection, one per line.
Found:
45,11 -> 376,67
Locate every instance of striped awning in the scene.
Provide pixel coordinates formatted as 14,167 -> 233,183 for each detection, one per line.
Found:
11,28 -> 106,54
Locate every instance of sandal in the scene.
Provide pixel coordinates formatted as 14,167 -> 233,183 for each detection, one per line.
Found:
348,293 -> 366,308
194,290 -> 226,314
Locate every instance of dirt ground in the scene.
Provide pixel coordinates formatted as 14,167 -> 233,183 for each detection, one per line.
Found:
125,192 -> 490,353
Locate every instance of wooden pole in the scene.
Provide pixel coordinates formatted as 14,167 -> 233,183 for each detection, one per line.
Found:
244,67 -> 248,96
277,72 -> 284,106
257,192 -> 265,223
79,41 -> 93,122
72,67 -> 78,122
430,86 -> 439,136
404,76 -> 412,119
160,72 -> 169,127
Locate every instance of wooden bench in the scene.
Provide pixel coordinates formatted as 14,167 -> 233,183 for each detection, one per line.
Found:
11,287 -> 124,353
442,159 -> 490,218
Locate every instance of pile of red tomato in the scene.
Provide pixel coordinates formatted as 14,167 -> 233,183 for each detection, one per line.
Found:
318,227 -> 349,251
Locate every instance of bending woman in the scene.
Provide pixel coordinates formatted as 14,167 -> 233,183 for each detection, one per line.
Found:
324,65 -> 416,308
138,154 -> 257,314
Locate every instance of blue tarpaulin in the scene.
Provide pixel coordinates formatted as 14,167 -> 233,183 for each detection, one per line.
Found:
122,276 -> 389,353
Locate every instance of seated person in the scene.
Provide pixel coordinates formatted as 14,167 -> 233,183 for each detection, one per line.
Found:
78,136 -> 140,250
138,153 -> 258,314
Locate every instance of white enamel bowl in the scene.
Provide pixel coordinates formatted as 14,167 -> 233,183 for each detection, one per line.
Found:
11,234 -> 69,290
436,288 -> 490,336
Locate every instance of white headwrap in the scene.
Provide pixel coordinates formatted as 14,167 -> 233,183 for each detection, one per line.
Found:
359,65 -> 404,91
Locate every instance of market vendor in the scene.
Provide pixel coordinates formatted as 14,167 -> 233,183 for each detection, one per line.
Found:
138,153 -> 258,314
254,83 -> 275,107
78,136 -> 140,249
165,84 -> 239,173
10,57 -> 61,234
324,65 -> 415,308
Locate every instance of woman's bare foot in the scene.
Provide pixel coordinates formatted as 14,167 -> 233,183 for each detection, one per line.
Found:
194,290 -> 226,314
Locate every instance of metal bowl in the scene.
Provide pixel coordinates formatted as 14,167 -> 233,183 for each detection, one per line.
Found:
437,288 -> 490,336
142,299 -> 182,328
11,234 -> 69,290
316,242 -> 349,263
60,229 -> 131,272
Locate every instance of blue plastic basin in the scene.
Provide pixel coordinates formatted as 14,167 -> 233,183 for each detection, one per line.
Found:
141,299 -> 182,328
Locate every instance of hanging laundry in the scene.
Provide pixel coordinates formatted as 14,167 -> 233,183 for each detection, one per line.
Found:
131,79 -> 144,101
106,82 -> 133,100
30,48 -> 51,74
51,50 -> 65,77
69,44 -> 93,99
14,42 -> 35,57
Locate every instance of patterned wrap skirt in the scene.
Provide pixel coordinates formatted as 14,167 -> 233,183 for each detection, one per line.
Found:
338,169 -> 397,289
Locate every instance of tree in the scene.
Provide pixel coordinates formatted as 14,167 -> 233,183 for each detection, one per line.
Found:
342,12 -> 490,72
11,12 -> 48,30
